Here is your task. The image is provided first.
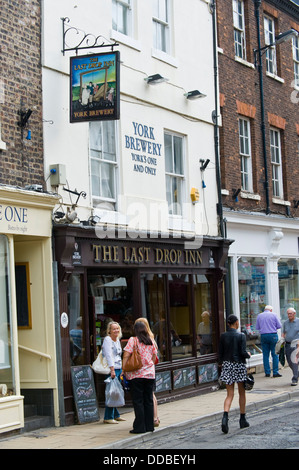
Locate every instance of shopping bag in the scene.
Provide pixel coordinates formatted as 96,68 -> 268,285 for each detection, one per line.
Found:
104,376 -> 125,407
91,350 -> 110,374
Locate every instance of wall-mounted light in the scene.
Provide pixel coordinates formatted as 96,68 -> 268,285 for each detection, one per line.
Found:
18,109 -> 32,128
144,74 -> 168,85
184,90 -> 207,100
275,29 -> 298,45
232,188 -> 241,202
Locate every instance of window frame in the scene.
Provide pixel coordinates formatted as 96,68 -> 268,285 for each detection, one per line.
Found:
292,35 -> 299,88
164,131 -> 185,217
239,117 -> 253,193
152,0 -> 171,54
270,128 -> 283,199
112,0 -> 133,37
264,15 -> 277,75
233,0 -> 246,60
89,120 -> 118,208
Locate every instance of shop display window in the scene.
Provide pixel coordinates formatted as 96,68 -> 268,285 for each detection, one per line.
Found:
238,258 -> 266,355
0,235 -> 16,397
278,259 -> 299,322
194,275 -> 214,357
68,274 -> 85,366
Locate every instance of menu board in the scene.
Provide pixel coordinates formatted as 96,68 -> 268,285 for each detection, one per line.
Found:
173,367 -> 196,389
155,371 -> 172,393
71,365 -> 100,424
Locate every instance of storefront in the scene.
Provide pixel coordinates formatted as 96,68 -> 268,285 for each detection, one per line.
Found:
225,210 -> 299,368
0,186 -> 60,434
54,224 -> 231,425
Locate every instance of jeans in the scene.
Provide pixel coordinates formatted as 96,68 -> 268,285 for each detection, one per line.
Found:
129,378 -> 155,433
285,343 -> 299,382
104,369 -> 122,420
261,333 -> 279,375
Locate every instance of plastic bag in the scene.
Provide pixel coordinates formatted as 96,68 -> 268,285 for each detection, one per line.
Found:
104,376 -> 125,408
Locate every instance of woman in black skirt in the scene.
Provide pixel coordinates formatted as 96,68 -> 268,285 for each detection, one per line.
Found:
219,314 -> 251,433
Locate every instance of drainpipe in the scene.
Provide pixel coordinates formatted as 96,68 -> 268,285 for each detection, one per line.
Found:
210,0 -> 225,238
253,0 -> 271,215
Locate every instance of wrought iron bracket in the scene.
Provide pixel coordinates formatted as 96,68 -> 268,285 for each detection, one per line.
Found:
61,17 -> 119,55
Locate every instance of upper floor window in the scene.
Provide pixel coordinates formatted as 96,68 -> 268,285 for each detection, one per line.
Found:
112,0 -> 132,36
233,0 -> 246,60
270,128 -> 283,198
239,118 -> 252,192
164,132 -> 184,216
292,35 -> 299,88
264,16 -> 277,75
153,0 -> 170,54
89,121 -> 118,208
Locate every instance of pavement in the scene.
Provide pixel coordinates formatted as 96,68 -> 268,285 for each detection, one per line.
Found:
0,366 -> 298,450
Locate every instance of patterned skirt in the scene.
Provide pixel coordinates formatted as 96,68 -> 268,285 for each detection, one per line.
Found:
219,361 -> 247,385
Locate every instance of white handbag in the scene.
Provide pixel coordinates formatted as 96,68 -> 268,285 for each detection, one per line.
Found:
92,350 -> 110,374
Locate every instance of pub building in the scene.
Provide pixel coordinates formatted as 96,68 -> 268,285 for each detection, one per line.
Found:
54,224 -> 231,424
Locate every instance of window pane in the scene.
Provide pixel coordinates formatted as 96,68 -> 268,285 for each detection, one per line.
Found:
169,274 -> 192,360
194,275 -> 214,356
279,259 -> 299,322
173,136 -> 183,175
164,133 -> 173,172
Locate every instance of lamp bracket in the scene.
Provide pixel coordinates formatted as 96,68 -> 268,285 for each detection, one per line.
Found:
61,17 -> 119,55
63,187 -> 87,205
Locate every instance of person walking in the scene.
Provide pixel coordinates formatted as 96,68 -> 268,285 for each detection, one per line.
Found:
135,317 -> 160,427
101,321 -> 125,424
282,308 -> 299,386
219,314 -> 251,434
123,321 -> 157,434
255,305 -> 282,377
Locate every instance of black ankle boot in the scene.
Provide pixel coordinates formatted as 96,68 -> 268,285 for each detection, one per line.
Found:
239,413 -> 249,429
221,412 -> 229,434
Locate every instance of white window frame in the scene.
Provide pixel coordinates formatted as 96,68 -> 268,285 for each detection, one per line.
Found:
239,118 -> 252,192
270,128 -> 283,199
112,0 -> 132,37
264,16 -> 277,75
292,35 -> 299,88
233,0 -> 246,60
164,131 -> 185,216
153,0 -> 170,54
89,121 -> 118,209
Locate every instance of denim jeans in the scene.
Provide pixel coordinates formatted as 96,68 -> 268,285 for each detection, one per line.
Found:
104,369 -> 122,420
261,333 -> 279,375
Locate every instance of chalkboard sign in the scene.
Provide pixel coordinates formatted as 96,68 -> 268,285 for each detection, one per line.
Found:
71,365 -> 100,424
15,263 -> 32,329
198,363 -> 218,384
173,366 -> 196,389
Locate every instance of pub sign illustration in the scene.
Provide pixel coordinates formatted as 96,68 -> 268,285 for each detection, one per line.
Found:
70,51 -> 120,123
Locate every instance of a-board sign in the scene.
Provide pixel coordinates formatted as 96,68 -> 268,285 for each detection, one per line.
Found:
71,365 -> 100,424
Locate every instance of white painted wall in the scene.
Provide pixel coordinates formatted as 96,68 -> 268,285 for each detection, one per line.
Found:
41,0 -> 219,237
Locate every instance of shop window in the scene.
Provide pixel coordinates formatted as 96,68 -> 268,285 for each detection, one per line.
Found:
68,274 -> 85,366
0,235 -> 16,396
88,273 -> 133,352
238,258 -> 266,356
194,275 -> 214,356
278,259 -> 299,322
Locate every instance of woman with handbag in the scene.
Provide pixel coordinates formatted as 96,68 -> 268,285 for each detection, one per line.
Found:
101,321 -> 126,424
123,321 -> 157,434
219,314 -> 251,434
136,317 -> 160,427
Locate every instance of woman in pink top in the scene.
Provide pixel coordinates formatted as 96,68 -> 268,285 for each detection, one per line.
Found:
123,321 -> 157,434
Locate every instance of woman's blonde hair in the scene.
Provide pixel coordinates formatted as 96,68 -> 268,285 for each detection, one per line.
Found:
135,317 -> 154,339
106,321 -> 122,339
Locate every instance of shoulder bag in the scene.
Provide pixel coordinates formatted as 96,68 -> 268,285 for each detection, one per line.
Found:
92,350 -> 110,374
122,337 -> 143,372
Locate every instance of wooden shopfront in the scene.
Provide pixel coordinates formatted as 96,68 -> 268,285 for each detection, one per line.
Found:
53,225 -> 231,425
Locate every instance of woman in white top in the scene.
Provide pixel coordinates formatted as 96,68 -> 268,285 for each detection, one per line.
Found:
101,321 -> 125,424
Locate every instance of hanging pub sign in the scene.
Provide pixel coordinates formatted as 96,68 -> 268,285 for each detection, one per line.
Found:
70,51 -> 120,123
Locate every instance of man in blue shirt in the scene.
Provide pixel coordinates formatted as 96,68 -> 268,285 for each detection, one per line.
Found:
256,305 -> 282,377
282,308 -> 299,386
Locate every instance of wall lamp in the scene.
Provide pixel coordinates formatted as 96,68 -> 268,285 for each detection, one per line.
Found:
200,158 -> 210,171
232,188 -> 241,202
18,109 -> 32,128
184,90 -> 207,100
254,28 -> 298,65
144,74 -> 169,85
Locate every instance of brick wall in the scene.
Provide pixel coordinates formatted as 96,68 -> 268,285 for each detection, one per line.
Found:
0,0 -> 44,187
217,0 -> 299,217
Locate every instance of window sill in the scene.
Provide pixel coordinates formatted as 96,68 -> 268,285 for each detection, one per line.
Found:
151,48 -> 178,68
240,191 -> 261,201
235,56 -> 255,69
266,71 -> 284,84
272,197 -> 290,206
110,30 -> 141,52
